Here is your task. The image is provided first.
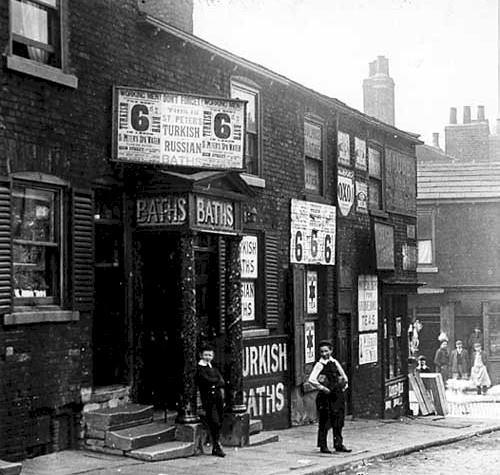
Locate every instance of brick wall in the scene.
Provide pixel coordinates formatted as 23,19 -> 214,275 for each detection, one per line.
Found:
445,122 -> 490,161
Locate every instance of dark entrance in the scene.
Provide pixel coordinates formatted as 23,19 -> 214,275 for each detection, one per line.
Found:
336,313 -> 352,415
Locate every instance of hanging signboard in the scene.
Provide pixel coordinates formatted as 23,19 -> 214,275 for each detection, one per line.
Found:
356,181 -> 368,214
337,131 -> 350,166
337,168 -> 354,217
290,199 -> 336,265
358,275 -> 378,331
359,332 -> 378,365
136,194 -> 188,226
304,321 -> 316,364
306,271 -> 318,314
354,137 -> 367,170
374,222 -> 395,270
113,86 -> 245,169
240,235 -> 258,279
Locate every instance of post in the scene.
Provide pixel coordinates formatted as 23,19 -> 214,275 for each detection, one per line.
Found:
177,232 -> 199,423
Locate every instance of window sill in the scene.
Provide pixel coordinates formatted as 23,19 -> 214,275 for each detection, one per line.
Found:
240,173 -> 266,189
243,328 -> 270,338
4,309 -> 80,325
417,266 -> 438,273
369,209 -> 389,219
6,55 -> 78,88
303,193 -> 329,204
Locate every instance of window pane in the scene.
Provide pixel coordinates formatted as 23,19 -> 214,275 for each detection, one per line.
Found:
369,179 -> 382,210
417,212 -> 432,239
368,148 -> 381,178
231,86 -> 257,133
12,0 -> 50,44
245,132 -> 258,175
13,187 -> 55,243
305,157 -> 322,193
304,122 -> 322,159
417,239 -> 433,265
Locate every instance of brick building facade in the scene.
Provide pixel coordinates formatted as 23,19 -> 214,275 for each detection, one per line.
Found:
0,0 -> 419,462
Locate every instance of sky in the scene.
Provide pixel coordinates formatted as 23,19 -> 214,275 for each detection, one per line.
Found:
193,0 -> 498,145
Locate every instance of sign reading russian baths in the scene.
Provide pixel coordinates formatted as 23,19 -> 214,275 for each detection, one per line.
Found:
114,87 -> 245,169
337,168 -> 354,216
290,199 -> 335,265
358,275 -> 378,331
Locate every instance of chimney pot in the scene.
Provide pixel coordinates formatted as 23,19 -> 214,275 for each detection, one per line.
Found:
369,60 -> 376,77
449,107 -> 457,124
477,105 -> 485,121
432,132 -> 440,149
463,106 -> 471,124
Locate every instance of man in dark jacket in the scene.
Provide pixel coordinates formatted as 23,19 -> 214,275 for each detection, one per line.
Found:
449,340 -> 470,379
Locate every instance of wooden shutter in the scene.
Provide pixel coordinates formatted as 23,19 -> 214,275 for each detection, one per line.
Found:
265,232 -> 279,329
218,237 -> 226,334
293,265 -> 305,385
71,189 -> 94,311
0,179 -> 12,315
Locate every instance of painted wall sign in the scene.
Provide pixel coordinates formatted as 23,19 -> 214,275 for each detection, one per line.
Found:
306,271 -> 318,314
114,87 -> 245,169
337,131 -> 350,166
385,148 -> 416,215
304,321 -> 316,364
354,137 -> 367,170
358,275 -> 378,331
337,168 -> 354,217
243,336 -> 289,430
241,281 -> 255,321
356,181 -> 368,213
290,199 -> 336,266
374,222 -> 395,270
194,195 -> 235,232
136,195 -> 187,226
359,332 -> 378,365
402,243 -> 417,271
304,121 -> 322,159
240,235 -> 258,279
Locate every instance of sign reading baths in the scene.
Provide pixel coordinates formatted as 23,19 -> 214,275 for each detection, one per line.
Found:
114,87 -> 245,169
136,193 -> 240,234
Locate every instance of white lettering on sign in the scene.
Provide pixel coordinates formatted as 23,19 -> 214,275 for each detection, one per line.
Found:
240,235 -> 258,279
358,275 -> 378,331
304,321 -> 316,364
306,272 -> 318,314
195,196 -> 234,230
337,167 -> 354,217
136,196 -> 187,226
337,131 -> 350,166
386,381 -> 404,399
115,87 -> 245,169
241,281 -> 255,322
359,332 -> 378,365
243,343 -> 287,378
244,382 -> 285,417
290,199 -> 336,265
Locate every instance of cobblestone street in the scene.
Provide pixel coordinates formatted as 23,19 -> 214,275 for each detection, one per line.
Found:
347,431 -> 500,475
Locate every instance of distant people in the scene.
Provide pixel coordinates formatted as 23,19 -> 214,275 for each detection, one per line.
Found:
468,327 -> 483,355
434,340 -> 450,382
415,355 -> 431,373
470,342 -> 491,395
450,340 -> 470,379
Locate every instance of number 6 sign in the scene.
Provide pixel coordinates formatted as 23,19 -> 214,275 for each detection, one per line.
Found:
290,199 -> 336,265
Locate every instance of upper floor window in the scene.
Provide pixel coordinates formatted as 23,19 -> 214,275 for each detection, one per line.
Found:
231,82 -> 260,175
417,209 -> 435,266
11,0 -> 61,68
368,146 -> 383,210
12,183 -> 62,304
304,120 -> 323,195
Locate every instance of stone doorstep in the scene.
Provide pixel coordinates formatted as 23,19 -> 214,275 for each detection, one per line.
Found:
85,428 -> 106,440
249,419 -> 263,435
0,460 -> 22,475
84,404 -> 154,431
248,432 -> 279,447
127,441 -> 195,462
90,386 -> 130,404
105,422 -> 176,451
87,417 -> 153,434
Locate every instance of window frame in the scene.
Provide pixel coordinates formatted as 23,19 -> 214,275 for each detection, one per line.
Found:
12,180 -> 64,307
303,117 -> 325,196
417,208 -> 436,269
230,80 -> 261,177
368,144 -> 384,212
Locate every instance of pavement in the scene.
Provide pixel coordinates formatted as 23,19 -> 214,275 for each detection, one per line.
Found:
18,414 -> 500,475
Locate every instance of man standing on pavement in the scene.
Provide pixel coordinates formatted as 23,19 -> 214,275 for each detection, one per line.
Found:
450,340 -> 470,379
308,341 -> 351,454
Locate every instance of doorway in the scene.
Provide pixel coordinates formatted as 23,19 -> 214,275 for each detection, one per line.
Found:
336,313 -> 352,415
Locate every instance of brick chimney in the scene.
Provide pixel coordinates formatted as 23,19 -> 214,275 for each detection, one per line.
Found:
138,0 -> 194,34
363,56 -> 395,126
432,132 -> 440,149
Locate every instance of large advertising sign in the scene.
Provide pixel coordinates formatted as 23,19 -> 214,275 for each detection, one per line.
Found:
113,87 -> 245,169
290,199 -> 336,266
337,168 -> 354,217
358,275 -> 378,331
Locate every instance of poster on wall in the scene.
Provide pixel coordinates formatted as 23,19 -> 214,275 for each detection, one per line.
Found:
306,271 -> 318,314
241,281 -> 255,321
113,86 -> 245,169
240,235 -> 258,279
359,332 -> 378,365
337,131 -> 350,166
356,181 -> 368,213
304,321 -> 316,364
374,222 -> 395,270
290,199 -> 336,265
358,275 -> 378,331
337,168 -> 354,217
354,137 -> 367,170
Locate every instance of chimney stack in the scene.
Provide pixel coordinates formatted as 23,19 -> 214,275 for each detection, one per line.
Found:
363,56 -> 395,126
449,107 -> 457,124
463,106 -> 472,124
432,132 -> 440,149
477,105 -> 486,121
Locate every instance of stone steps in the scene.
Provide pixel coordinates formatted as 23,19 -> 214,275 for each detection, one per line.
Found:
249,419 -> 263,435
84,403 -> 154,432
127,441 -> 195,461
106,422 -> 176,451
0,460 -> 22,475
248,432 -> 279,447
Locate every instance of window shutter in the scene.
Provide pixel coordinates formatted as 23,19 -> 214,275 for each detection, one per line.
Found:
293,265 -> 305,385
0,179 -> 12,315
218,237 -> 226,334
71,189 -> 94,311
265,232 -> 279,329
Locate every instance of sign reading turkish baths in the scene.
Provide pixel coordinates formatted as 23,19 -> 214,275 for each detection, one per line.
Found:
358,275 -> 378,331
240,235 -> 258,279
114,87 -> 245,169
337,167 -> 354,216
243,336 -> 289,430
290,199 -> 336,265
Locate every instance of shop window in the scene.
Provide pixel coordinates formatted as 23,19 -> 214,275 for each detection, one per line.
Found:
384,295 -> 406,380
231,82 -> 260,176
417,209 -> 435,266
368,147 -> 383,210
12,184 -> 62,304
304,120 -> 324,195
10,0 -> 62,67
